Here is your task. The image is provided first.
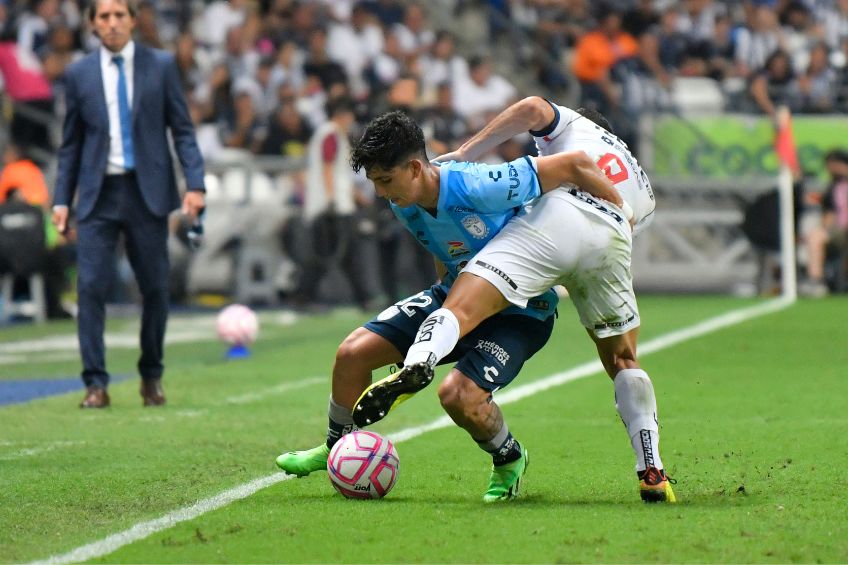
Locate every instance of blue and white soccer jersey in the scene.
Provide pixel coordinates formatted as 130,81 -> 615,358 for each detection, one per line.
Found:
364,158 -> 558,391
531,101 -> 656,236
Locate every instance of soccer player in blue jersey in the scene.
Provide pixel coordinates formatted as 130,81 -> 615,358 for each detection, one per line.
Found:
276,110 -> 622,502
354,102 -> 676,503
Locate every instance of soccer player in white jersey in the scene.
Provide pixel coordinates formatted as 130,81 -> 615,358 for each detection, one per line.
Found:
353,100 -> 676,503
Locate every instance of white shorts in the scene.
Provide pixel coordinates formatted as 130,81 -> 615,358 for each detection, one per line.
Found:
463,190 -> 640,338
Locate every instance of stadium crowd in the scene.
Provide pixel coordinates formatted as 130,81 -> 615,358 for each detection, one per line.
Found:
1,0 -> 847,315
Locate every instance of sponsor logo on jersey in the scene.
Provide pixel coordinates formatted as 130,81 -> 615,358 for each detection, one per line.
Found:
449,205 -> 477,213
567,189 -> 624,225
447,240 -> 471,258
462,215 -> 488,238
476,339 -> 510,366
474,260 -> 517,289
593,313 -> 636,331
415,230 -> 429,245
507,162 -> 520,199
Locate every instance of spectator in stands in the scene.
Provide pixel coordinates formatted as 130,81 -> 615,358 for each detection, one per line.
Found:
0,148 -> 73,320
392,3 -> 433,59
196,62 -> 234,126
199,0 -> 247,52
368,26 -> 404,91
571,4 -> 639,117
418,30 -> 467,99
780,0 -> 816,75
174,31 -> 203,94
293,97 -> 372,310
269,39 -> 305,94
326,2 -> 383,99
707,12 -> 736,80
734,3 -> 782,78
419,82 -> 468,155
0,143 -> 49,206
257,98 -> 313,158
818,0 -> 848,53
452,55 -> 517,127
39,24 -> 83,84
802,149 -> 848,296
16,0 -> 61,64
303,26 -> 347,91
749,49 -> 797,116
363,0 -> 404,28
223,23 -> 259,83
677,0 -> 722,44
795,41 -> 838,113
224,78 -> 264,151
134,0 -> 162,48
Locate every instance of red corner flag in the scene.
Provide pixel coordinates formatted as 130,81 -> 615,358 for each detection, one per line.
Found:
775,106 -> 800,174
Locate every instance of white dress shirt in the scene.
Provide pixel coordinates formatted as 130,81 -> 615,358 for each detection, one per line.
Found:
100,41 -> 135,175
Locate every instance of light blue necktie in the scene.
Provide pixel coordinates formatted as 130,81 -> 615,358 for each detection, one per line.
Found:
112,55 -> 135,170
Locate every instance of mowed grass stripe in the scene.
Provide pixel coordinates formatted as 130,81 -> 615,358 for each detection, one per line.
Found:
29,297 -> 793,565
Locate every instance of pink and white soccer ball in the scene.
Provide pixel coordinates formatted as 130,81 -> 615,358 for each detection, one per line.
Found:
327,431 -> 399,499
216,304 -> 259,345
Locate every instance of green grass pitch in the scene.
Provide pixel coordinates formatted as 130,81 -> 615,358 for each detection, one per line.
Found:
1,296 -> 847,563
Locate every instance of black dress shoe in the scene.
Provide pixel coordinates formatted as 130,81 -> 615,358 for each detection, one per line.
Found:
80,386 -> 110,408
140,379 -> 166,407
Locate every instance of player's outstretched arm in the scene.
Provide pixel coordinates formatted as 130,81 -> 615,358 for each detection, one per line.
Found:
435,97 -> 555,163
535,151 -> 624,209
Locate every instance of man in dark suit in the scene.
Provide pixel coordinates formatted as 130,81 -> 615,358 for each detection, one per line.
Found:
52,0 -> 205,408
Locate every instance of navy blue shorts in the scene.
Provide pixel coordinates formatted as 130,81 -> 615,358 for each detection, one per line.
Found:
364,284 -> 555,392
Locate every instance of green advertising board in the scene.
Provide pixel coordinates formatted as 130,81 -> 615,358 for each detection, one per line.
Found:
652,114 -> 848,178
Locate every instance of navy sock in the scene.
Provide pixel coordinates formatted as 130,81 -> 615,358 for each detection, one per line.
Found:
478,432 -> 523,466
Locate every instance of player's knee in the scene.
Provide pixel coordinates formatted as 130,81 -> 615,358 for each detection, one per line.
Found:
437,373 -> 466,414
334,334 -> 364,372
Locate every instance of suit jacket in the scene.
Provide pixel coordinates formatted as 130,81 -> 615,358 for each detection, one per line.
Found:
54,44 -> 205,220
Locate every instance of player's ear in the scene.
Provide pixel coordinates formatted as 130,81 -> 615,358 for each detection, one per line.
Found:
408,159 -> 423,178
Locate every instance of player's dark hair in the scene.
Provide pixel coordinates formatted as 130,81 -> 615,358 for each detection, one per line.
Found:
350,111 -> 428,173
576,107 -> 615,134
88,0 -> 138,21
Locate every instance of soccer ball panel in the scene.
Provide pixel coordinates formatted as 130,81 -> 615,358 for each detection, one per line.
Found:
327,431 -> 399,499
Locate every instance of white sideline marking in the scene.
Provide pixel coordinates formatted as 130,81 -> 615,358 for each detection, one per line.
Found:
30,297 -> 792,565
223,377 -> 325,405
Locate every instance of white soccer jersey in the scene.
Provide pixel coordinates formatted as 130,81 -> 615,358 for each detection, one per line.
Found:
530,102 -> 656,235
463,189 -> 640,338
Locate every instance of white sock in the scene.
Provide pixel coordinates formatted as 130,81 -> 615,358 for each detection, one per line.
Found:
614,368 -> 663,473
403,308 -> 460,367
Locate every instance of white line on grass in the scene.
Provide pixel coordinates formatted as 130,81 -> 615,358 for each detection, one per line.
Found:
30,297 -> 793,565
223,377 -> 325,405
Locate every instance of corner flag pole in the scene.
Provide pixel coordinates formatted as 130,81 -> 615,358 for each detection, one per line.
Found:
774,106 -> 798,300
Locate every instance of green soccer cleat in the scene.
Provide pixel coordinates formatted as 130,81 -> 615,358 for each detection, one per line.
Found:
483,447 -> 529,503
352,362 -> 434,427
275,443 -> 330,477
638,466 -> 677,503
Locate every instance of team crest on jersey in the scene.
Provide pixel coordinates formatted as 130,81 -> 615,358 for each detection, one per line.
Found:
461,215 -> 488,239
447,241 -> 471,258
